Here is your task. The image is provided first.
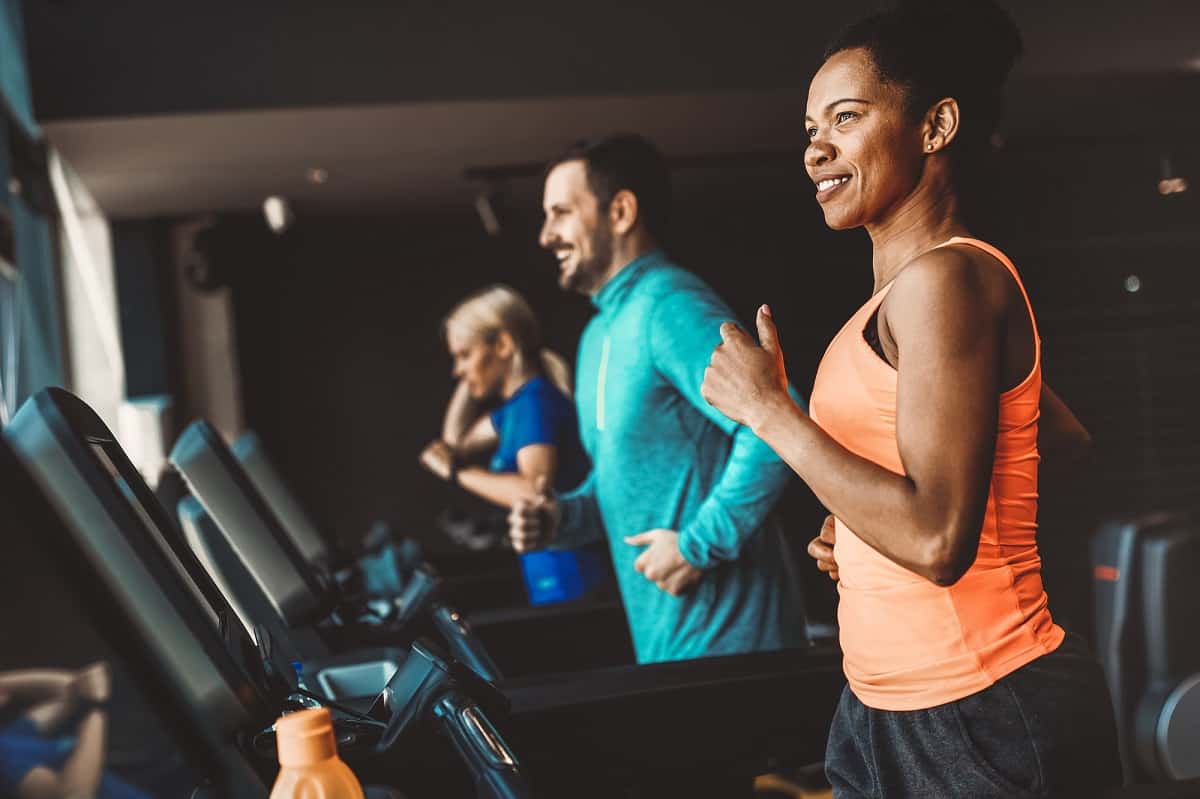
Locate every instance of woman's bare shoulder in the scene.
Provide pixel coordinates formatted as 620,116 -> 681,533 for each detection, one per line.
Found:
882,245 -> 1010,337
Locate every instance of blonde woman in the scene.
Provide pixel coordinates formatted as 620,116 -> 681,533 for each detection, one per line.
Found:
419,285 -> 587,508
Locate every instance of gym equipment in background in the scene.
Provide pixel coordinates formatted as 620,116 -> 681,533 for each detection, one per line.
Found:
7,388 -> 527,798
1093,512 -> 1200,782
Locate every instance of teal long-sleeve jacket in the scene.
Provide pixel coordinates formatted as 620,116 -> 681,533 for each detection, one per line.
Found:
557,251 -> 807,663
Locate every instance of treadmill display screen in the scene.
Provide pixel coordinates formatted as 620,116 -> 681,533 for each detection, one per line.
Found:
90,441 -> 221,630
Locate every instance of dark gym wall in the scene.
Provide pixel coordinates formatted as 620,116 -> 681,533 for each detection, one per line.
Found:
112,221 -> 179,399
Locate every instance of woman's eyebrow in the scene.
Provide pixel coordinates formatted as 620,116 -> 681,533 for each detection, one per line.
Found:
805,98 -> 873,122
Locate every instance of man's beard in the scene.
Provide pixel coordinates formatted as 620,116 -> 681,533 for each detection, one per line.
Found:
562,221 -> 615,295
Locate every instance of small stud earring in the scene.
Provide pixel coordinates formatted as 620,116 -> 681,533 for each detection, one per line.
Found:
927,143 -> 934,151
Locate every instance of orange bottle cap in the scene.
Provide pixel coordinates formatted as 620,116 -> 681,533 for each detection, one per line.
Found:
275,707 -> 337,767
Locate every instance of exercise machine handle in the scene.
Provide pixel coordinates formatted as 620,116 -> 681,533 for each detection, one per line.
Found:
390,564 -> 440,627
434,690 -> 529,799
432,603 -> 503,683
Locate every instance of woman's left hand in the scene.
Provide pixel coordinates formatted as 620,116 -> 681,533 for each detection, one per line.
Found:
419,440 -> 455,481
702,304 -> 792,429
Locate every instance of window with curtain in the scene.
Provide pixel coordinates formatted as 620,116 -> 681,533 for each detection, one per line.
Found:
50,150 -> 124,431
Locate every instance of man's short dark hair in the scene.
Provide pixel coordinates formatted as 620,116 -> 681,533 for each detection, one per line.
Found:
546,133 -> 671,242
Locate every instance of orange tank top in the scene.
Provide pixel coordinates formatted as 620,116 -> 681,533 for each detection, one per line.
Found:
809,236 -> 1064,711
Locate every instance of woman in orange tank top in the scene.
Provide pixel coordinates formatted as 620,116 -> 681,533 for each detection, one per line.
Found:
700,1 -> 1121,796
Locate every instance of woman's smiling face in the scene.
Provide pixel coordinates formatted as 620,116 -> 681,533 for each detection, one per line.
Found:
804,47 -> 927,231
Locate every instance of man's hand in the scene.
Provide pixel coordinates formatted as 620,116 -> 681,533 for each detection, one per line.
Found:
418,440 -> 455,481
508,475 -> 560,552
626,529 -> 702,596
808,514 -> 839,582
702,304 -> 794,429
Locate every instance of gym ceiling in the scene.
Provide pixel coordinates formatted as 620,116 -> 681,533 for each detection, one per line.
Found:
22,0 -> 1200,218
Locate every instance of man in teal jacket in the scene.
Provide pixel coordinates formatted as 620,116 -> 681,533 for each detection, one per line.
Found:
509,134 -> 806,663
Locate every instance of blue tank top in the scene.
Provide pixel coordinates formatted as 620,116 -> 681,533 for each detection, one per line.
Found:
0,718 -> 74,792
0,718 -> 151,798
488,376 -> 589,493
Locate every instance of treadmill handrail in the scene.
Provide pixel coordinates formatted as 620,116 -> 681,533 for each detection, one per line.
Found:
432,603 -> 503,684
434,691 -> 529,799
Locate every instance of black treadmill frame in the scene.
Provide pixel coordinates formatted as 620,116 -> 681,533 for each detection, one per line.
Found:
1,419 -> 268,796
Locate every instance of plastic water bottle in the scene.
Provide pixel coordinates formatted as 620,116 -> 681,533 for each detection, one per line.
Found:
287,661 -> 322,710
270,707 -> 364,799
292,661 -> 308,691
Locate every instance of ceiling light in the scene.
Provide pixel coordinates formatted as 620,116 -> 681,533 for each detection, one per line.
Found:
263,196 -> 294,235
305,167 -> 328,185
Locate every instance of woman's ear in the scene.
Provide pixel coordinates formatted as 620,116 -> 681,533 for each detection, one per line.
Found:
922,97 -> 961,154
493,330 -> 516,360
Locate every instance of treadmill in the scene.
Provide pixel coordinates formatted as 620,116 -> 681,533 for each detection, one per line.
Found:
9,400 -> 1193,799
176,495 -> 407,703
7,388 -> 528,798
169,417 -> 846,796
231,429 -> 620,622
224,426 -> 632,675
171,421 -> 504,683
1093,513 -> 1200,782
0,420 -> 271,797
